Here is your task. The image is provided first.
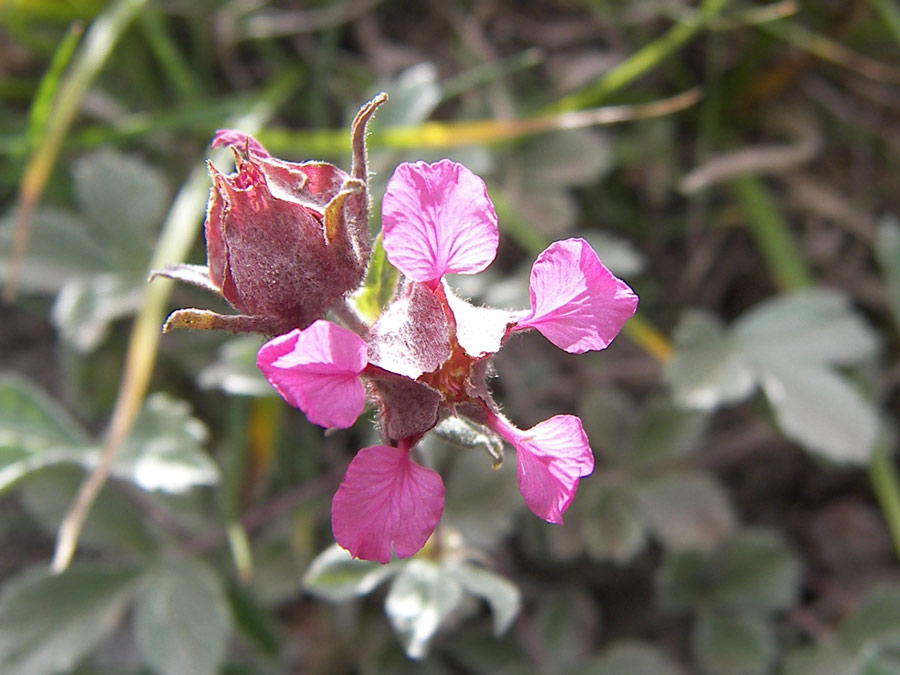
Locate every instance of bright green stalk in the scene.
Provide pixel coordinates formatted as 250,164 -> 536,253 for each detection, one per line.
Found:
869,441 -> 900,562
730,175 -> 813,290
867,0 -> 900,48
550,0 -> 730,112
6,0 -> 148,301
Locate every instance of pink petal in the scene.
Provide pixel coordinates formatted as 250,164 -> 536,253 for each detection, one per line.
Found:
489,413 -> 594,524
256,320 -> 367,429
332,445 -> 445,563
514,238 -> 638,354
382,160 -> 499,283
211,129 -> 270,157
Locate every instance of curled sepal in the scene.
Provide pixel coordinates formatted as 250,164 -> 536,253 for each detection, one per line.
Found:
488,413 -> 594,524
162,308 -> 281,335
149,264 -> 220,294
382,160 -> 499,283
256,320 -> 367,429
514,238 -> 638,354
332,444 -> 445,564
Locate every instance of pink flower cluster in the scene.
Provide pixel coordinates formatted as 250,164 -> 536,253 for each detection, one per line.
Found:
256,159 -> 638,563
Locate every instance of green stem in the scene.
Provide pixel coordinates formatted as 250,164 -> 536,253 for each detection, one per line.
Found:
867,0 -> 900,48
549,0 -> 730,112
869,440 -> 900,562
730,175 -> 813,290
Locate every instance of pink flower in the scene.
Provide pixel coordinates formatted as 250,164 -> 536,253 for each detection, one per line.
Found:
331,442 -> 445,564
487,413 -> 594,524
382,160 -> 499,284
513,238 -> 639,354
256,159 -> 638,562
256,320 -> 367,429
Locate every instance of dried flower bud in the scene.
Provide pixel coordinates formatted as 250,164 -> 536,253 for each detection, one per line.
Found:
156,94 -> 387,335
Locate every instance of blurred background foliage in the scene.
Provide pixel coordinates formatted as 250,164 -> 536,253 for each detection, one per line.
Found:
2,0 -> 900,673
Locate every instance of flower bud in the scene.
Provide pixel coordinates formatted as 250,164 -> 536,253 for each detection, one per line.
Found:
157,94 -> 387,335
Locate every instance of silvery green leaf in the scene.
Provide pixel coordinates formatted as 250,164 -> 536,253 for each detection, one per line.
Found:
108,394 -> 217,492
372,62 -> 441,127
51,274 -> 145,353
135,558 -> 230,675
636,472 -> 737,552
73,148 -> 168,268
0,207 -> 108,293
197,336 -> 271,396
758,361 -> 878,464
693,610 -> 774,675
735,288 -> 878,366
0,375 -> 90,493
384,560 -> 464,659
839,583 -> 900,651
581,481 -> 648,564
19,467 -> 156,554
664,310 -> 756,410
584,230 -> 646,277
303,543 -> 401,602
579,640 -> 680,675
630,397 -> 708,469
523,129 -> 615,188
710,529 -> 800,612
858,642 -> 900,675
0,564 -> 142,675
444,560 -> 521,636
443,446 -> 520,548
432,416 -> 504,466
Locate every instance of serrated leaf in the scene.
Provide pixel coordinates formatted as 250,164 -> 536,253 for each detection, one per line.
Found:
51,273 -> 145,353
758,361 -> 878,464
110,393 -> 217,492
735,289 -> 878,366
658,548 -> 708,611
0,375 -> 90,493
839,584 -> 900,651
663,311 -> 756,410
135,558 -> 231,675
636,472 -> 737,551
581,481 -> 648,564
384,560 -> 464,659
19,466 -> 156,554
710,529 -> 800,612
658,528 -> 800,614
197,336 -> 272,396
630,398 -> 708,469
0,565 -> 142,675
445,560 -> 521,636
580,640 -> 680,675
303,543 -> 401,602
73,148 -> 168,268
0,207 -> 110,293
693,609 -> 774,675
